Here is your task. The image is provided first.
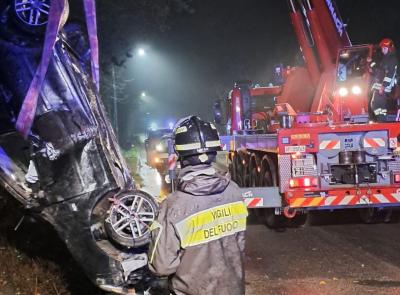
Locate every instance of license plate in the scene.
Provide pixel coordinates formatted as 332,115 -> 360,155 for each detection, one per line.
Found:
285,145 -> 306,153
344,138 -> 354,149
292,158 -> 314,167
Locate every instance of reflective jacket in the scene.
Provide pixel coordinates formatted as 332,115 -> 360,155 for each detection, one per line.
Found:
148,164 -> 248,295
371,52 -> 398,93
381,52 -> 398,93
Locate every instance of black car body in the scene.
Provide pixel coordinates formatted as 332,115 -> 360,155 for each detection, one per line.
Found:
0,0 -> 157,293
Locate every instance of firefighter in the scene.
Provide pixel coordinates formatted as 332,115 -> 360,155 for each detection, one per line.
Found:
148,116 -> 248,295
370,38 -> 398,121
270,64 -> 285,86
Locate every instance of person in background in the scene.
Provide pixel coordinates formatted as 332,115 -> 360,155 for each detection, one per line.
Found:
370,38 -> 398,121
270,63 -> 285,86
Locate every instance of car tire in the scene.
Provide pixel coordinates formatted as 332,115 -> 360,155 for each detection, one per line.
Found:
104,190 -> 158,248
10,0 -> 69,35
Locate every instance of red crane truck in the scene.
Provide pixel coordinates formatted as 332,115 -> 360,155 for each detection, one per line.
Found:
214,0 -> 400,227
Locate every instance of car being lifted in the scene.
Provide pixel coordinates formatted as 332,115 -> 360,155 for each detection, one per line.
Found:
0,0 -> 157,293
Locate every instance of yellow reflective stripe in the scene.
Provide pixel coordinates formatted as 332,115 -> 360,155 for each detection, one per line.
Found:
309,197 -> 323,207
175,143 -> 201,151
205,140 -> 221,148
149,221 -> 163,264
291,198 -> 306,207
175,201 -> 248,248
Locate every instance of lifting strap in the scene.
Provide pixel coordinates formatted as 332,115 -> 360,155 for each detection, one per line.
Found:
84,0 -> 99,91
16,0 -> 99,138
15,0 -> 66,138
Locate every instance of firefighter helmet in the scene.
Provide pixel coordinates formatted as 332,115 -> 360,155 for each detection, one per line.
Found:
379,38 -> 395,51
173,116 -> 221,159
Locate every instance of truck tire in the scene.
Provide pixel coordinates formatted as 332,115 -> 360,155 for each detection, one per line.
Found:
286,212 -> 308,227
358,208 -> 393,224
264,208 -> 286,230
233,155 -> 244,187
249,153 -> 260,187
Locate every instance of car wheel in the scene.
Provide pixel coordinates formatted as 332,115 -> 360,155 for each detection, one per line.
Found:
105,190 -> 158,248
11,0 -> 69,35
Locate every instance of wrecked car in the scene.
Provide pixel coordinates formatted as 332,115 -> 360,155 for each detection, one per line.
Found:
0,0 -> 157,293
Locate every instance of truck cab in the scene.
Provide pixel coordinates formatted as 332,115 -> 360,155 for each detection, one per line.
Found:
333,45 -> 373,122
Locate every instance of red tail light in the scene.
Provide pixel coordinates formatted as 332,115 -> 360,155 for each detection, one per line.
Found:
289,176 -> 318,188
394,173 -> 400,183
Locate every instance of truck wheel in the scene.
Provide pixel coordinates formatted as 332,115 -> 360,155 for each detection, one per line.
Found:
243,161 -> 250,187
264,209 -> 286,230
249,154 -> 259,187
286,212 -> 308,227
228,155 -> 236,182
358,208 -> 380,224
234,155 -> 244,187
250,166 -> 258,187
260,154 -> 277,187
229,157 -> 237,184
358,208 -> 394,224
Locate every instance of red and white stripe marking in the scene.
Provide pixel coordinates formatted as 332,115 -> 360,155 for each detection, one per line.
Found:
244,197 -> 264,208
290,192 -> 400,208
319,140 -> 340,150
363,137 -> 386,148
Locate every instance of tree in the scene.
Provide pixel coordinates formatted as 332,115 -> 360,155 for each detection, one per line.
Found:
68,0 -> 194,142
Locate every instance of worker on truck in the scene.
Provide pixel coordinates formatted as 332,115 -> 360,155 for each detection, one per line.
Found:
270,63 -> 285,86
370,38 -> 398,121
148,116 -> 248,295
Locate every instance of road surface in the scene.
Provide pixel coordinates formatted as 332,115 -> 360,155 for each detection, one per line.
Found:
140,155 -> 400,295
1,156 -> 400,294
245,214 -> 400,295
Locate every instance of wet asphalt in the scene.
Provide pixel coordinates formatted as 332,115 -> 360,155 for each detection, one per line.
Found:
141,154 -> 400,295
245,212 -> 400,295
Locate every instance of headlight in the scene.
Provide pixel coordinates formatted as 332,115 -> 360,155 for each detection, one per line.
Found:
351,85 -> 362,95
156,144 -> 163,152
338,87 -> 349,97
156,173 -> 162,186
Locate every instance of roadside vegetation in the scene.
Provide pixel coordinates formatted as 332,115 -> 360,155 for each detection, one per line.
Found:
122,145 -> 143,187
0,190 -> 99,295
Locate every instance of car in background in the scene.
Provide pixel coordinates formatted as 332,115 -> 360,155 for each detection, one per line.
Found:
145,129 -> 172,174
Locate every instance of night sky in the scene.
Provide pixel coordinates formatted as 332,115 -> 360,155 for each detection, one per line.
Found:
93,0 -> 400,142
